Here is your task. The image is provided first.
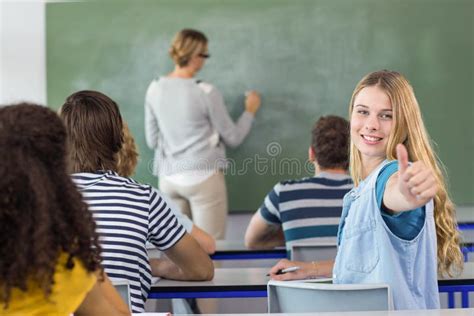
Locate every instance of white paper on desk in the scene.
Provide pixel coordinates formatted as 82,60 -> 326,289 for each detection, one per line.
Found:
151,276 -> 161,284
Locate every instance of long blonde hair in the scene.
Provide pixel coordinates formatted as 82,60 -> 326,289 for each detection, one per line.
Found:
348,70 -> 463,276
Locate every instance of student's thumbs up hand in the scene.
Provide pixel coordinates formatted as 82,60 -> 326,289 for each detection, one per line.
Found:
397,143 -> 410,176
396,144 -> 437,207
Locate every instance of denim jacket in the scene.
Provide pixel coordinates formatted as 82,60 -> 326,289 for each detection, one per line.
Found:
333,160 -> 440,310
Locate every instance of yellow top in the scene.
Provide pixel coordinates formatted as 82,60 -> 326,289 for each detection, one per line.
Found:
1,254 -> 96,315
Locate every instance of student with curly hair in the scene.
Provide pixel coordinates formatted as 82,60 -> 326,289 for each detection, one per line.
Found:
60,90 -> 214,313
0,104 -> 130,315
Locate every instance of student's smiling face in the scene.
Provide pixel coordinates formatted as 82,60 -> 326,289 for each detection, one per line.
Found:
350,85 -> 393,166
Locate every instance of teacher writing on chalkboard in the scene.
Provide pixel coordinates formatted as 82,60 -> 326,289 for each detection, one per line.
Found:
145,29 -> 261,240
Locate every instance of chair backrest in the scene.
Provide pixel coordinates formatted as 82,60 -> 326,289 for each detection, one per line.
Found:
112,280 -> 131,310
267,279 -> 393,313
290,240 -> 338,261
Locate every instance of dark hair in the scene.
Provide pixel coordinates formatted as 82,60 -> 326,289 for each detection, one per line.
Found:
59,90 -> 123,173
311,115 -> 350,170
0,103 -> 102,307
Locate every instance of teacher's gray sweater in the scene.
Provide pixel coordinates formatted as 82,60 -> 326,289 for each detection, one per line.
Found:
145,77 -> 255,176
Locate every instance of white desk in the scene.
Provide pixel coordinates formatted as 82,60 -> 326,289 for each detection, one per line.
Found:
149,267 -> 270,299
149,263 -> 474,301
137,308 -> 474,316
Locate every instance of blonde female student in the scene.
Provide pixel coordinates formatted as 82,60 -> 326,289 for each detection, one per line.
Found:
0,104 -> 130,315
269,70 -> 463,310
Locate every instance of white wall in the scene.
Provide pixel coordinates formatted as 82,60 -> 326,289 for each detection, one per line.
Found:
0,0 -> 46,105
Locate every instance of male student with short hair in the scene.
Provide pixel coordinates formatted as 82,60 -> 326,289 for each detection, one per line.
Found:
245,115 -> 353,252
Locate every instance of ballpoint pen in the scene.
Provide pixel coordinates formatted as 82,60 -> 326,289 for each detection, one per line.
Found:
266,266 -> 301,276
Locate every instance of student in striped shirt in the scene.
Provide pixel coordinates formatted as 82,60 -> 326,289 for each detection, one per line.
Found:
245,115 -> 352,253
59,90 -> 214,313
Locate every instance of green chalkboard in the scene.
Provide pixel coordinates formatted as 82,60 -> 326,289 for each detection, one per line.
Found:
47,0 -> 474,209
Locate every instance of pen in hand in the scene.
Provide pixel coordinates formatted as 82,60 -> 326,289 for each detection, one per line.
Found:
266,266 -> 301,276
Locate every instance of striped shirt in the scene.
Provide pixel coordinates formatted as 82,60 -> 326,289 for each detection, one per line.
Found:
259,172 -> 353,252
72,171 -> 185,313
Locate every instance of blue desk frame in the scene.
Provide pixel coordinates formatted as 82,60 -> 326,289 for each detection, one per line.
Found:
148,286 -> 268,299
209,244 -> 473,262
439,279 -> 474,308
211,249 -> 286,260
209,243 -> 473,262
462,243 -> 474,262
459,222 -> 474,231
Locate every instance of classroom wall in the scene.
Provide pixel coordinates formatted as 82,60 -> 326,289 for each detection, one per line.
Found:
0,0 -> 46,105
45,0 -> 474,211
0,1 -> 472,220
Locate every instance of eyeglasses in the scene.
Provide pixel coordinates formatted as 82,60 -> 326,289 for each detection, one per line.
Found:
198,53 -> 210,59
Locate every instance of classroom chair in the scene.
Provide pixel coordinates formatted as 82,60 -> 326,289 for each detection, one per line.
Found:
290,240 -> 338,262
112,279 -> 132,310
267,279 -> 393,313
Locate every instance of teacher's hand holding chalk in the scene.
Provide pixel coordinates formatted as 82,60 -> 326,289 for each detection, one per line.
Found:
245,90 -> 261,114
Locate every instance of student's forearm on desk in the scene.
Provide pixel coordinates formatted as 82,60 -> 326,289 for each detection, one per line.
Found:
247,229 -> 285,249
245,213 -> 285,249
150,258 -> 186,280
154,234 -> 214,281
269,259 -> 334,281
311,259 -> 334,278
150,257 -> 214,281
190,225 -> 216,254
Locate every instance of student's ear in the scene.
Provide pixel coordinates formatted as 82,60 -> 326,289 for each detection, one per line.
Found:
308,146 -> 316,162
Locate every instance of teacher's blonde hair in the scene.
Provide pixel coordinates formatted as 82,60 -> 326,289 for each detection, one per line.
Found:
169,29 -> 207,67
349,70 -> 463,277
